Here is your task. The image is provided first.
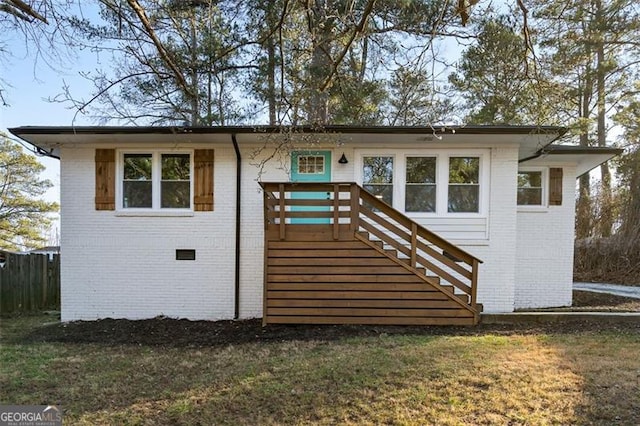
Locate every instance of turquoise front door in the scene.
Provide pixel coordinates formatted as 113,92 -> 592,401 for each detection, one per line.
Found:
291,150 -> 332,224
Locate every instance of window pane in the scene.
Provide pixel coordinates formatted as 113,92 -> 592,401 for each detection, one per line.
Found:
124,154 -> 152,180
449,157 -> 479,184
448,185 -> 479,212
517,171 -> 543,205
363,157 -> 393,206
123,154 -> 152,208
406,185 -> 436,212
364,184 -> 393,205
407,157 -> 436,184
162,181 -> 190,208
363,157 -> 393,184
162,154 -> 190,180
518,171 -> 542,188
518,188 -> 542,205
161,154 -> 190,208
123,181 -> 152,208
405,157 -> 436,213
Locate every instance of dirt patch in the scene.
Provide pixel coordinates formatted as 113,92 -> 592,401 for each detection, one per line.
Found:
572,290 -> 640,310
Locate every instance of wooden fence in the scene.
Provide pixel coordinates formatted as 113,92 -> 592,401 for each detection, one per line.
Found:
0,253 -> 60,314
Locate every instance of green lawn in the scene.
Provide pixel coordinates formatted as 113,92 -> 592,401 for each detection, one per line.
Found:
1,315 -> 639,425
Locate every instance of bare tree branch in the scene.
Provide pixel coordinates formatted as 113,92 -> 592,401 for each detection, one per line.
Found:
3,0 -> 48,23
320,0 -> 376,91
125,0 -> 192,97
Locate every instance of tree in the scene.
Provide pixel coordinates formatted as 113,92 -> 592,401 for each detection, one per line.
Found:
0,135 -> 58,251
57,0 -> 485,126
613,86 -> 640,244
448,15 -> 554,125
532,0 -> 640,238
387,65 -> 455,125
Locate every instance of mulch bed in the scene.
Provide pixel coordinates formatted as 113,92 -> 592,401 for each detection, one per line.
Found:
11,291 -> 637,348
18,290 -> 638,348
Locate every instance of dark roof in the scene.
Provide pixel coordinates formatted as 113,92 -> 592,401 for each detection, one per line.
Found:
8,124 -> 567,136
520,144 -> 624,163
541,145 -> 623,155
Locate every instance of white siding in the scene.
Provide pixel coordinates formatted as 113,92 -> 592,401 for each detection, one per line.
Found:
515,166 -> 576,309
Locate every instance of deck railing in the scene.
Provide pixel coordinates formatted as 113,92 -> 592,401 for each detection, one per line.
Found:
259,182 -> 483,313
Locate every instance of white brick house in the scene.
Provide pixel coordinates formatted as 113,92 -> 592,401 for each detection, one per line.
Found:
9,125 -> 620,323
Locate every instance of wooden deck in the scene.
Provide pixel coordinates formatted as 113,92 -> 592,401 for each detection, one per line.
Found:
261,183 -> 482,326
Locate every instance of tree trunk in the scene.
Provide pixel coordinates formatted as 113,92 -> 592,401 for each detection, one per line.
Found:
308,0 -> 332,125
266,6 -> 277,125
595,0 -> 612,237
190,13 -> 199,126
575,76 -> 593,239
576,133 -> 592,240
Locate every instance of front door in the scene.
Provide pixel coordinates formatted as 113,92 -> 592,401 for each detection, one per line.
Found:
291,150 -> 332,224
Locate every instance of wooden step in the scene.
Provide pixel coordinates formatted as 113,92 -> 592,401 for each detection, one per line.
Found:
357,231 -> 370,239
356,231 -> 385,248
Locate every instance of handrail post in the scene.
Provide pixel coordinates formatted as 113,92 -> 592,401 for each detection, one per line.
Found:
350,184 -> 360,232
333,184 -> 340,240
471,258 -> 479,310
263,190 -> 268,230
410,222 -> 418,268
278,183 -> 285,240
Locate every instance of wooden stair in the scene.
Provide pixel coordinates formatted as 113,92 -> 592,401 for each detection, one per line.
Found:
260,182 -> 483,326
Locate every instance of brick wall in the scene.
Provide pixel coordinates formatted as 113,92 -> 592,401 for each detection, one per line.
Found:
60,139 -> 569,321
60,145 -> 237,321
515,166 -> 577,309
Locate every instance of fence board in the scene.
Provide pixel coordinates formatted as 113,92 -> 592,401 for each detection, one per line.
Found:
0,253 -> 60,314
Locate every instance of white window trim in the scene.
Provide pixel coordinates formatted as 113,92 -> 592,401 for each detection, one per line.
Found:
354,149 -> 490,218
116,149 -> 194,213
517,167 -> 548,212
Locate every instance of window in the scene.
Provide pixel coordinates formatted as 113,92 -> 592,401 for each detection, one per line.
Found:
161,154 -> 190,208
363,156 -> 394,205
517,169 -> 545,206
448,157 -> 480,213
123,154 -> 152,208
297,155 -> 325,174
357,151 -> 487,217
120,151 -> 192,210
405,157 -> 436,212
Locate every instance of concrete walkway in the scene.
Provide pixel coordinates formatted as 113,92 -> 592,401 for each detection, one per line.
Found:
482,311 -> 640,325
573,282 -> 640,299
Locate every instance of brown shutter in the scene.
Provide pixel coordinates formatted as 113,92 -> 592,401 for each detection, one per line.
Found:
194,149 -> 214,211
95,149 -> 116,210
549,168 -> 563,206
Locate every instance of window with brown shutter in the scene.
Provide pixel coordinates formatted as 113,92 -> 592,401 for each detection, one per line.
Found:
549,168 -> 563,206
194,149 -> 214,211
95,149 -> 116,210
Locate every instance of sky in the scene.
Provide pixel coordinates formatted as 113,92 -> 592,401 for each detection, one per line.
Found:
1,4 -> 104,208
0,5 -> 104,244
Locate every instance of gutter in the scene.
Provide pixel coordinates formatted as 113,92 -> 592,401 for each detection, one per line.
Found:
231,134 -> 241,320
519,145 -> 624,164
10,124 -> 568,137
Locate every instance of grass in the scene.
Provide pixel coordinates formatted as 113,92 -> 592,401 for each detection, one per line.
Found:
1,314 -> 639,425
